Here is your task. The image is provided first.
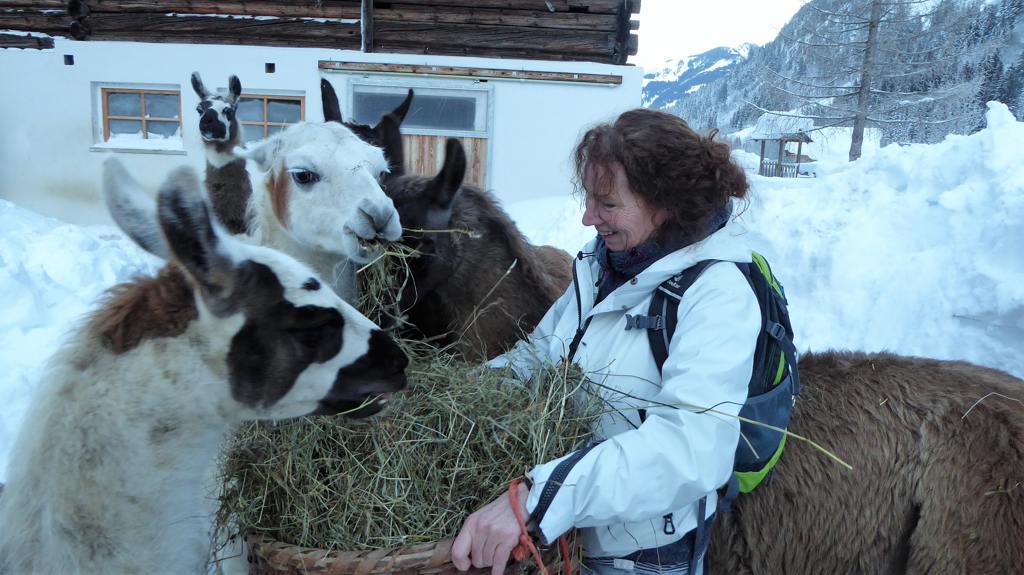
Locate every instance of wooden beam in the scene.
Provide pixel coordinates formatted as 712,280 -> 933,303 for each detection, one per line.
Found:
777,140 -> 785,177
374,5 -> 619,32
374,21 -> 616,55
360,0 -> 373,52
0,32 -> 55,49
74,13 -> 361,49
378,1 -> 627,15
319,60 -> 623,84
0,12 -> 69,35
82,0 -> 362,19
0,0 -> 65,8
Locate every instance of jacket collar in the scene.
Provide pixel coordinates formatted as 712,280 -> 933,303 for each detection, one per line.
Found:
576,219 -> 753,317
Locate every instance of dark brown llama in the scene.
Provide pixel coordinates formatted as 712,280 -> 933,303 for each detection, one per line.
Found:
386,138 -> 573,361
709,350 -> 1024,574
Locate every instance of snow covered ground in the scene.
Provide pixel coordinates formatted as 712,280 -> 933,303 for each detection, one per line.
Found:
1,103 -> 1022,482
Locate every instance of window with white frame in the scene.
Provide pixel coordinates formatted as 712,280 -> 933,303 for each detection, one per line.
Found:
350,82 -> 489,137
100,87 -> 182,143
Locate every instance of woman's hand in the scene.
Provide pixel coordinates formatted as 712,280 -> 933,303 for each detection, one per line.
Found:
451,481 -> 530,575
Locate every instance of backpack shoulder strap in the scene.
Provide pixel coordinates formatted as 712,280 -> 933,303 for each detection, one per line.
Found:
647,259 -> 722,373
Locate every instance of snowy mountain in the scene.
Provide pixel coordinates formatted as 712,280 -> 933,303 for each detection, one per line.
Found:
650,0 -> 1024,148
642,45 -> 752,109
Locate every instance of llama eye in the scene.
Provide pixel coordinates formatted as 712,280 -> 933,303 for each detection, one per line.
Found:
223,108 -> 234,119
289,170 -> 321,186
195,104 -> 203,114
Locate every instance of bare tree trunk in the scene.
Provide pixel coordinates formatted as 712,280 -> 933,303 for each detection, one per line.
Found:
850,0 -> 882,162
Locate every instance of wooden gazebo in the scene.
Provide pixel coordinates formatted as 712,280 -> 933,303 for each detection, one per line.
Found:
750,114 -> 814,178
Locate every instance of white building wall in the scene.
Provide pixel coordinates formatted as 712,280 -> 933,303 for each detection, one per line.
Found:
0,38 -> 642,225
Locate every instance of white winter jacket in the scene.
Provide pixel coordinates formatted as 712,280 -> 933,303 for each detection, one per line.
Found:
488,219 -> 760,558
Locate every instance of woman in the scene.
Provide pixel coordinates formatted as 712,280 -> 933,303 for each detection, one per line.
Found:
451,108 -> 760,575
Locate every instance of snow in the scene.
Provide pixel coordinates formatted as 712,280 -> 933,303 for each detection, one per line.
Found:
1,103 -> 1023,486
704,58 -> 735,73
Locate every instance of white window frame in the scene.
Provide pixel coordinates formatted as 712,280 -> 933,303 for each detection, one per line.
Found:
90,82 -> 185,155
347,77 -> 493,139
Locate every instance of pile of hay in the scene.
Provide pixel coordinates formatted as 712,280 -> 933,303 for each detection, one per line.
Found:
215,247 -> 596,552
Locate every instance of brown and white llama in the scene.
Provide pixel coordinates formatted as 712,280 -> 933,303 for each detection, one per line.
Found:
0,160 -> 408,574
386,138 -> 573,361
191,71 -> 249,235
708,351 -> 1024,574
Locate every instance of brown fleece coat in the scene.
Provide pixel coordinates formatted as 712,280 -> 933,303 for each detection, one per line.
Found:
709,351 -> 1024,574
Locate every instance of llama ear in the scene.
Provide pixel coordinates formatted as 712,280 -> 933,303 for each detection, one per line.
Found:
227,75 -> 242,103
102,158 -> 170,259
156,166 -> 234,299
235,134 -> 283,172
429,138 -> 466,209
321,78 -> 343,123
191,72 -> 209,99
386,89 -> 414,125
375,114 -> 405,179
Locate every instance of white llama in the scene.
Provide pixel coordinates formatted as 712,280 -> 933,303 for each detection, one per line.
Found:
0,160 -> 408,574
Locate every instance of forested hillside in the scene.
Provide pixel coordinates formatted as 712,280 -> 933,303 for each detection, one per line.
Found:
647,0 -> 1024,149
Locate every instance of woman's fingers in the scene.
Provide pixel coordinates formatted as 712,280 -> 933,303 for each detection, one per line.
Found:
451,517 -> 475,571
491,541 -> 516,575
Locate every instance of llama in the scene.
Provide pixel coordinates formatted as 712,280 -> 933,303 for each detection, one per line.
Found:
709,351 -> 1024,574
191,71 -> 249,234
386,138 -> 573,361
0,160 -> 408,574
233,118 -> 405,305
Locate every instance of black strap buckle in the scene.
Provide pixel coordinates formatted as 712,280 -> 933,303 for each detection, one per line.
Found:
624,314 -> 663,331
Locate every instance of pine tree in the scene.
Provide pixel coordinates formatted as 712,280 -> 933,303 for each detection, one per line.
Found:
974,51 -> 1005,131
1000,52 -> 1024,120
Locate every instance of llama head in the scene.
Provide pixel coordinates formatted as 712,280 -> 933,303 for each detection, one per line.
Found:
321,78 -> 413,179
102,159 -> 407,420
236,121 -> 403,263
191,71 -> 241,144
388,137 -> 467,246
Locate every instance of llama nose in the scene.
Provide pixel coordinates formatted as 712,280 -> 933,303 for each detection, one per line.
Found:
356,199 -> 402,241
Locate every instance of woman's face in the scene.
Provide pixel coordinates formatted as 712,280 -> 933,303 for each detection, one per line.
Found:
581,162 -> 667,252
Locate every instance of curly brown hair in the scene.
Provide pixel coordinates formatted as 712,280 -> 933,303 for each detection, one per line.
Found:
574,108 -> 748,243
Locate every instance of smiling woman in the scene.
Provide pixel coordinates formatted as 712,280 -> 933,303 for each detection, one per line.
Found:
452,108 -> 759,575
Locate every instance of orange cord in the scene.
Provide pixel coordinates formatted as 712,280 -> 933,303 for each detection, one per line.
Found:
508,478 -> 573,575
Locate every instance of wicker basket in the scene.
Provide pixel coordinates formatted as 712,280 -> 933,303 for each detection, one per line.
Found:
244,531 -> 574,575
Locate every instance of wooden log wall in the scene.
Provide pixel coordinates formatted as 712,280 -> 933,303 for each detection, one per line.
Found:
0,0 -> 639,64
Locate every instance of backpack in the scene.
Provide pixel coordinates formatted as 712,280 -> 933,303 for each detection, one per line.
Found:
626,252 -> 800,510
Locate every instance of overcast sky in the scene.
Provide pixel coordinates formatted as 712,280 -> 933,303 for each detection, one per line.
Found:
629,0 -> 807,72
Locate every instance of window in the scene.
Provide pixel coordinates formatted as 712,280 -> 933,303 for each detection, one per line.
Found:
101,88 -> 181,142
350,83 -> 489,137
237,94 -> 304,142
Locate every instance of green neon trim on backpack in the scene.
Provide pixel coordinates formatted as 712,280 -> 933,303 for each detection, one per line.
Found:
737,435 -> 787,493
642,253 -> 800,505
